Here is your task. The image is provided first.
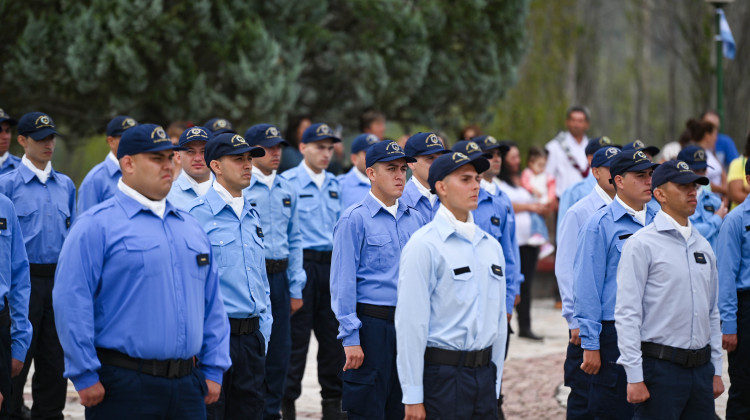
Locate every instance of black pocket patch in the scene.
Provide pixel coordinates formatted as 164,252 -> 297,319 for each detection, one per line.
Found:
66,217 -> 71,229
0,218 -> 6,230
491,216 -> 500,226
197,253 -> 210,266
704,205 -> 715,213
694,252 -> 707,264
618,234 -> 632,240
745,225 -> 750,231
453,266 -> 471,275
491,264 -> 503,277
256,226 -> 264,238
283,198 -> 292,207
329,191 -> 339,199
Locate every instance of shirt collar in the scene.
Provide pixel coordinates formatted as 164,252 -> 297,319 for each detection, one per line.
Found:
21,154 -> 52,184
211,181 -> 246,218
352,166 -> 371,185
594,183 -> 613,206
613,194 -> 647,224
480,178 -> 498,195
301,160 -> 326,189
105,152 -> 121,176
654,210 -> 693,240
364,191 -> 401,218
251,167 -> 276,189
434,205 -> 480,243
116,179 -> 177,219
0,152 -> 8,167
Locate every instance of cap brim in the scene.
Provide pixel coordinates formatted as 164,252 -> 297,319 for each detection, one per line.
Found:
429,156 -> 490,194
212,128 -> 236,135
0,118 -> 17,126
28,127 -> 62,140
178,138 -> 209,147
305,135 -> 342,144
257,138 -> 289,148
222,145 -> 266,158
644,146 -> 660,156
670,172 -> 709,186
413,148 -> 450,157
377,155 -> 416,165
482,144 -> 509,154
626,161 -> 659,173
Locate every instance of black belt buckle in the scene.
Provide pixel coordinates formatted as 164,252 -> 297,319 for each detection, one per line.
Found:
166,360 -> 182,378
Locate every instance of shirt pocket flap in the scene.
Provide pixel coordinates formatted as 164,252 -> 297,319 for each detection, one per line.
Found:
14,202 -> 36,217
366,234 -> 392,247
184,238 -> 209,254
210,234 -> 236,247
123,238 -> 159,252
57,202 -> 71,217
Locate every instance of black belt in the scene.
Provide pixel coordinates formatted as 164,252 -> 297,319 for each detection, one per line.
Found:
96,348 -> 194,378
738,289 -> 750,299
0,298 -> 9,329
29,264 -> 56,278
357,303 -> 395,321
641,342 -> 711,368
424,347 -> 492,368
265,258 -> 289,274
303,249 -> 332,263
229,317 -> 260,335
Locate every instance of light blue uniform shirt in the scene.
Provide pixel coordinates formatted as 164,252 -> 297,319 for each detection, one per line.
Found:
400,179 -> 439,222
0,194 -> 33,361
189,187 -> 272,346
690,189 -> 722,251
396,211 -> 507,404
245,175 -> 306,299
280,162 -> 341,251
331,193 -> 425,346
557,173 -> 596,231
77,156 -> 120,214
473,188 -> 523,314
337,168 -> 370,212
167,172 -> 212,210
573,198 -> 656,350
615,211 -> 722,382
0,165 -> 76,264
555,187 -> 609,329
52,191 -> 231,390
0,154 -> 21,175
717,196 -> 750,334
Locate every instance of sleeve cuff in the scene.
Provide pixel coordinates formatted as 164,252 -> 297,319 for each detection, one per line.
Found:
10,346 -> 27,363
341,331 -> 360,347
713,359 -> 723,376
722,320 -> 737,334
200,366 -> 225,385
401,385 -> 424,404
71,371 -> 100,392
624,365 -> 643,383
566,316 -> 578,330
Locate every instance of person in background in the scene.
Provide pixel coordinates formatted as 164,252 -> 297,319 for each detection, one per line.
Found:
545,106 -> 591,198
520,146 -> 555,259
702,110 -> 739,171
726,131 -> 750,209
338,133 -> 380,210
204,118 -> 236,136
0,109 -> 20,175
167,120 -> 194,179
657,142 -> 681,163
166,127 -> 214,210
279,116 -> 310,174
686,118 -> 726,196
400,132 -> 449,221
459,125 -> 481,141
498,142 -> 551,341
359,110 -> 386,141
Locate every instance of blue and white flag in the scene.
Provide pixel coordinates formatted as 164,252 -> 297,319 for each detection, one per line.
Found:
718,9 -> 736,60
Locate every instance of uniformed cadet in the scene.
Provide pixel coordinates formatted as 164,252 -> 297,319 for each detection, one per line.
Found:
0,193 -> 32,418
557,136 -> 614,229
77,115 -> 139,213
0,109 -> 20,175
677,145 -> 726,251
338,133 -> 380,210
400,132 -> 449,221
555,146 -> 619,419
243,123 -> 306,420
280,123 -> 346,420
205,118 -> 237,135
52,123 -> 230,419
188,132 -> 271,420
0,112 -> 75,419
615,160 -> 724,419
166,126 -> 214,209
330,140 -> 423,419
396,152 -> 507,420
717,157 -> 750,419
573,150 -> 658,419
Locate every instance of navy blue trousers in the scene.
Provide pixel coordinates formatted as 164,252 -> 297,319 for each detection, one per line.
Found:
341,315 -> 402,420
284,258 -> 344,401
565,332 -> 594,420
263,271 -> 291,420
10,275 -> 66,420
727,292 -> 750,419
0,322 -> 10,420
633,357 -> 714,420
207,329 -> 266,420
86,365 -> 207,420
423,361 -> 497,419
588,322 -> 633,420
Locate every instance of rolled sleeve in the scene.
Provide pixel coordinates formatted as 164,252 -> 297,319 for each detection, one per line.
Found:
614,238 -> 649,383
717,213 -> 742,334
573,223 -> 606,350
330,215 -> 363,346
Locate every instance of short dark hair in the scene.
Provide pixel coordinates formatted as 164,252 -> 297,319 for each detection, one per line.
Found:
285,115 -> 311,147
359,109 -> 386,132
566,105 -> 591,121
685,118 -> 716,142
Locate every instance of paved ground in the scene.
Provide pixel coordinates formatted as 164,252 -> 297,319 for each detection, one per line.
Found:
23,298 -> 729,419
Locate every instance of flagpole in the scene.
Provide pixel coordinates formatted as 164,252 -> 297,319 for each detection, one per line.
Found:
715,5 -> 724,128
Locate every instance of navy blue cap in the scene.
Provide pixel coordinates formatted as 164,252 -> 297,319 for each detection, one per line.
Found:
0,108 -> 17,126
106,116 -> 139,137
17,112 -> 61,140
204,118 -> 236,135
471,135 -> 509,154
244,124 -> 289,148
351,133 -> 380,154
404,132 -> 448,157
452,140 -> 491,159
365,140 -> 415,168
301,123 -> 341,144
178,126 -> 211,146
585,136 -> 614,156
591,146 -> 621,168
677,145 -> 711,170
622,140 -> 660,157
204,133 -> 265,168
652,160 -> 709,189
428,152 -> 490,193
609,150 -> 659,178
117,124 -> 186,159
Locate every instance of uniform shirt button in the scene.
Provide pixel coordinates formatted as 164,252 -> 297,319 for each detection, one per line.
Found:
213,222 -> 217,226
219,241 -> 223,244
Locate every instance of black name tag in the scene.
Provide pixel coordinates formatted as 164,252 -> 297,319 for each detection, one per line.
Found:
491,264 -> 503,276
299,194 -> 313,198
283,198 -> 292,207
250,202 -> 257,207
491,216 -> 500,226
0,218 -> 6,230
618,234 -> 632,240
704,205 -> 715,213
694,252 -> 707,264
196,253 -> 210,266
66,217 -> 71,229
329,191 -> 339,199
256,226 -> 264,238
745,225 -> 750,232
453,266 -> 471,275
